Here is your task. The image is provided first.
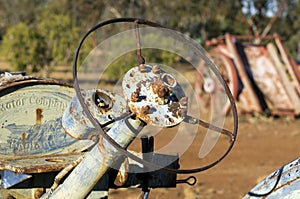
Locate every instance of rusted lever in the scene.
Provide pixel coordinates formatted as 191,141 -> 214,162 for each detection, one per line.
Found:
176,176 -> 197,186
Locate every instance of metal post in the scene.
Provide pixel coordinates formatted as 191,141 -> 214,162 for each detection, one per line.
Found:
41,116 -> 145,199
141,136 -> 154,199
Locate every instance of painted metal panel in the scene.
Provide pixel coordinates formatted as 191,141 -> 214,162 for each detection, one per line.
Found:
244,158 -> 300,199
0,75 -> 94,174
244,45 -> 294,111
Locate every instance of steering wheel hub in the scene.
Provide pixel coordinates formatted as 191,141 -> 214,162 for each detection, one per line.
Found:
122,65 -> 186,127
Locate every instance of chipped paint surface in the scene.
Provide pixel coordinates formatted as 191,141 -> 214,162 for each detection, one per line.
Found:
244,46 -> 294,110
244,157 -> 300,199
47,117 -> 145,199
62,89 -> 128,139
122,65 -> 186,127
0,78 -> 77,157
0,77 -> 94,174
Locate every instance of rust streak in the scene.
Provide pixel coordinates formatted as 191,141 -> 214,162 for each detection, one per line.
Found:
152,79 -> 169,98
36,108 -> 43,125
21,132 -> 27,148
130,87 -> 141,102
140,105 -> 150,115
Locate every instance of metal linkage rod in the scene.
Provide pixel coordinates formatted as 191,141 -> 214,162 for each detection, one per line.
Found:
41,116 -> 145,199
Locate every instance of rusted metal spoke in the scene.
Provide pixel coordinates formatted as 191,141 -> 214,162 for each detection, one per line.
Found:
134,20 -> 145,66
100,112 -> 134,128
73,18 -> 238,174
184,115 -> 235,142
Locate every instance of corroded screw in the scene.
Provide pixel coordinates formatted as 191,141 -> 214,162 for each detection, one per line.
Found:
179,97 -> 188,117
138,63 -> 147,72
130,87 -> 141,102
152,80 -> 169,98
140,105 -> 150,115
179,96 -> 188,107
152,64 -> 161,74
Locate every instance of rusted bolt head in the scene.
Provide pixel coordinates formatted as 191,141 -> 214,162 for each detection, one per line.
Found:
177,108 -> 187,117
138,64 -> 147,72
34,189 -> 45,198
140,105 -> 150,115
130,92 -> 139,102
130,87 -> 141,102
152,81 -> 169,98
97,100 -> 106,107
162,73 -> 176,88
179,96 -> 188,107
152,64 -> 161,74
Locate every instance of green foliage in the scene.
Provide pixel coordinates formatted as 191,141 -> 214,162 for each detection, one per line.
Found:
104,52 -> 136,82
36,12 -> 80,65
1,0 -> 300,75
0,0 -> 46,37
283,1 -> 300,58
1,22 -> 47,72
103,32 -> 180,82
1,12 -> 80,72
104,49 -> 179,82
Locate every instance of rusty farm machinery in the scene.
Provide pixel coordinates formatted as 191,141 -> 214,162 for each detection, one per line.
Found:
0,18 -> 299,199
0,18 -> 238,199
195,34 -> 300,117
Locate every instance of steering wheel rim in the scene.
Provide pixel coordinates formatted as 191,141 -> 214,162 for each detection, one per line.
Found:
73,17 -> 238,174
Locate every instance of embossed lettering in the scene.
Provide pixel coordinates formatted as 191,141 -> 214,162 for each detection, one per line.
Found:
28,96 -> 67,110
0,99 -> 25,113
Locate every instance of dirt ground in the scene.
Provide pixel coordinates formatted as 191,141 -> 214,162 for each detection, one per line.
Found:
1,62 -> 300,199
108,115 -> 300,199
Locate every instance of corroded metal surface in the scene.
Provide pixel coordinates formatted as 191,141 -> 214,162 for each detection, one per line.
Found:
205,33 -> 300,116
0,75 -> 94,174
0,73 -> 71,96
62,89 -> 128,139
195,46 -> 239,115
71,18 -> 238,176
274,34 -> 300,95
244,46 -> 294,111
0,76 -> 76,156
2,18 -> 240,198
225,34 -> 263,113
122,65 -> 186,127
0,146 -> 92,174
244,157 -> 300,198
267,43 -> 300,115
1,188 -> 45,199
43,117 -> 145,199
0,73 -> 42,89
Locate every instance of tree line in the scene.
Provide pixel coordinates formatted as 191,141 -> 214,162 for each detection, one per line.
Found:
0,0 -> 299,74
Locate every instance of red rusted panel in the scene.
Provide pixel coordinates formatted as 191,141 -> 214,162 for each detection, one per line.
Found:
244,46 -> 294,111
225,34 -> 263,113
